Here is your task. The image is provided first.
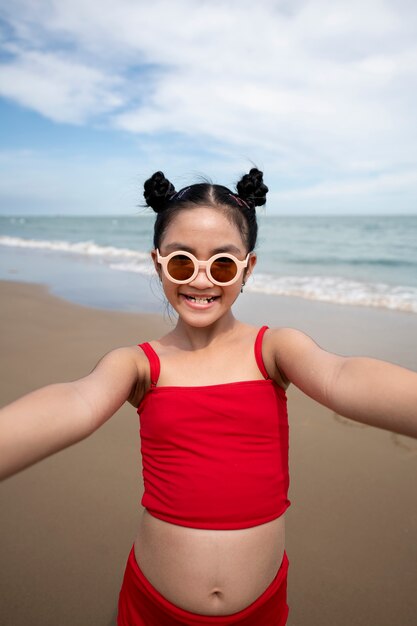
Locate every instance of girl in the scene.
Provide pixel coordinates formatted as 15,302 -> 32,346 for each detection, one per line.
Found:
1,168 -> 416,626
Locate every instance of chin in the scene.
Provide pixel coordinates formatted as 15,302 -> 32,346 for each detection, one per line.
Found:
182,315 -> 221,328
176,308 -> 227,328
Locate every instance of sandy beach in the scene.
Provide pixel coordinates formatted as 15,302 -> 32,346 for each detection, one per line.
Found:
1,279 -> 416,626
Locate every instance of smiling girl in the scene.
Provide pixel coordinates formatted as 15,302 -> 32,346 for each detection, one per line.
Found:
1,168 -> 416,626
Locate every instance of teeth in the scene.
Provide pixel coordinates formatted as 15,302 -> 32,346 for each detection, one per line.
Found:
187,296 -> 214,303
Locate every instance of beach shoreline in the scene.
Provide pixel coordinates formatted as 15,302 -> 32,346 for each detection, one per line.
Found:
2,212 -> 417,316
0,279 -> 416,626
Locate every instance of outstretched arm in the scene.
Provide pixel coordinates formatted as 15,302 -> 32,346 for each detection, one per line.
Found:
271,328 -> 417,438
0,347 -> 142,481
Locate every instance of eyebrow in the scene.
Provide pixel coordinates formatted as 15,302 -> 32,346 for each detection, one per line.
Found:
163,242 -> 243,255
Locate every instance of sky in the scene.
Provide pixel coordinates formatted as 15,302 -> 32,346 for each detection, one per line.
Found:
1,0 -> 417,216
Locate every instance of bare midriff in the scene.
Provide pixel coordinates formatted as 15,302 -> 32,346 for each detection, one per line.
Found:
134,508 -> 286,616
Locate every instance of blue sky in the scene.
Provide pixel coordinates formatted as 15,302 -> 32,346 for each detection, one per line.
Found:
1,0 -> 417,215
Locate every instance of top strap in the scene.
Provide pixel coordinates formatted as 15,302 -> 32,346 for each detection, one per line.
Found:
138,342 -> 161,387
254,325 -> 270,380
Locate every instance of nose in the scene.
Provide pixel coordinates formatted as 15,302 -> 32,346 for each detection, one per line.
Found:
188,264 -> 214,289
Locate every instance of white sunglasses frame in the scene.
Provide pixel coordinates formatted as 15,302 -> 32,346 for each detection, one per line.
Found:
156,249 -> 250,286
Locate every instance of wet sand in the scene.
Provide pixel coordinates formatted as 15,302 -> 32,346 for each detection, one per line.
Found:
0,280 -> 416,625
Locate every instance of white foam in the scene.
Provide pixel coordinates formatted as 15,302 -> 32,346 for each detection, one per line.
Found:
0,235 -> 148,261
247,273 -> 417,313
2,235 -> 416,313
109,261 -> 155,275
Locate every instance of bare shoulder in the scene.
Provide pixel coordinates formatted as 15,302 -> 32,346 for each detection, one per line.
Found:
89,344 -> 153,407
260,327 -> 305,388
264,326 -> 321,353
262,327 -> 341,391
94,344 -> 148,372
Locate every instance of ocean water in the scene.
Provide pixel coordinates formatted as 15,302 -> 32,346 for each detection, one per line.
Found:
1,214 -> 417,314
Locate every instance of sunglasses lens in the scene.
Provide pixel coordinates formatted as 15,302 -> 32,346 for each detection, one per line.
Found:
210,257 -> 238,283
167,254 -> 195,281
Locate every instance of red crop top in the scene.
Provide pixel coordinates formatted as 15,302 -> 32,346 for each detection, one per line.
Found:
137,326 -> 290,530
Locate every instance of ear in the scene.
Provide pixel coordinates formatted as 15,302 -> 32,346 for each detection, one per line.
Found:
151,249 -> 162,279
243,252 -> 257,283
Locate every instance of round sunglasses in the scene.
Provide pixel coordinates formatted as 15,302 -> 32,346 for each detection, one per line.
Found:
156,249 -> 250,286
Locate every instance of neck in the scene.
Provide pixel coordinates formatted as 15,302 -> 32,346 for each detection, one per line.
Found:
173,312 -> 240,350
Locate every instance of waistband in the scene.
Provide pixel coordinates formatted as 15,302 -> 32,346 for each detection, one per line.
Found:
122,544 -> 289,625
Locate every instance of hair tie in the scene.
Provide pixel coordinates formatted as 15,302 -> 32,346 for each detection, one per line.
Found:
228,193 -> 251,209
170,186 -> 191,201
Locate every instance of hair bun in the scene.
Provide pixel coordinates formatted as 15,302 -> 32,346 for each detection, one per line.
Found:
143,171 -> 176,213
236,168 -> 268,207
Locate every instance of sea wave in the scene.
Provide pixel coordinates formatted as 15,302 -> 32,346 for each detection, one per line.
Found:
0,235 -> 149,262
290,256 -> 416,268
109,261 -> 154,275
2,235 -> 416,313
247,273 -> 417,313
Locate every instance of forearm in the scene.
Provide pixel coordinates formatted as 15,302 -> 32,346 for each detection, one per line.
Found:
0,346 -> 140,481
331,357 -> 417,438
0,382 -> 94,481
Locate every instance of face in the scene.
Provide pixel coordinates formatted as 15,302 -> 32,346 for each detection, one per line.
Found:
151,207 -> 257,328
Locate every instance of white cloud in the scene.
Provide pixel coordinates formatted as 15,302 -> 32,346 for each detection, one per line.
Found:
0,45 -> 124,123
277,169 -> 417,199
0,0 -> 417,211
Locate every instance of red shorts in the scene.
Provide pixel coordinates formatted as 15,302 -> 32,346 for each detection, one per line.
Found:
117,545 -> 289,626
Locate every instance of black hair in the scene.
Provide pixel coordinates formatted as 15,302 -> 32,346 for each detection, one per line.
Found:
143,168 -> 268,252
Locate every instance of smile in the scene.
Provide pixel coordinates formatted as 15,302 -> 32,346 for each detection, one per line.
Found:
185,295 -> 217,304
